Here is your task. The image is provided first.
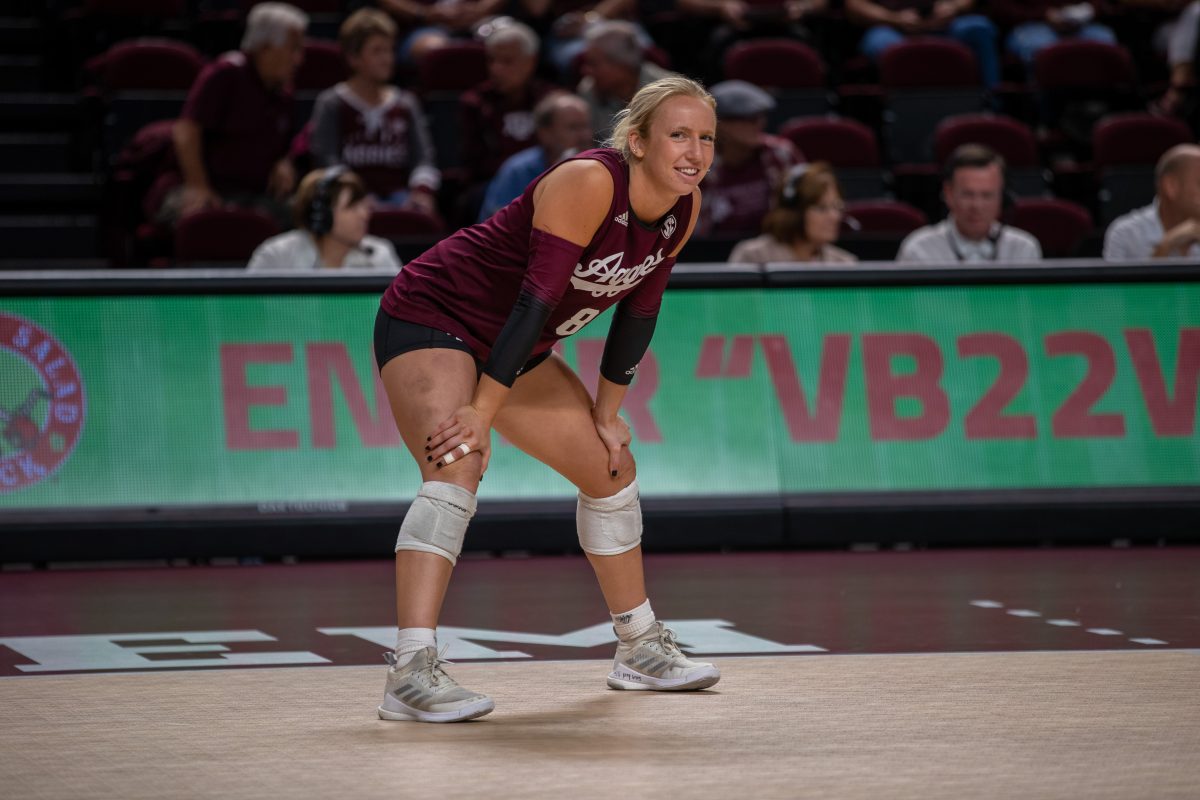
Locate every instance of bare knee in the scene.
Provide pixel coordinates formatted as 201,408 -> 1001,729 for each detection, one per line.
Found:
578,450 -> 637,499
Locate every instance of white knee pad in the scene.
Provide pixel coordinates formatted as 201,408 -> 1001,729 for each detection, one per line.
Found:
577,479 -> 642,556
395,481 -> 477,566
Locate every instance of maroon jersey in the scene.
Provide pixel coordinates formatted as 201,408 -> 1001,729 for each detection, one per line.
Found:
381,148 -> 693,361
459,78 -> 556,182
310,84 -> 439,198
181,52 -> 294,195
700,134 -> 801,237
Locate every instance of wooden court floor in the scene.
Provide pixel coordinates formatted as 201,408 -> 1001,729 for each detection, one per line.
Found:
1,651 -> 1197,799
1,547 -> 1197,798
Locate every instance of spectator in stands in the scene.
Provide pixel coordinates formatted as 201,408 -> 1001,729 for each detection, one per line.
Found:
248,167 -> 403,271
377,0 -> 507,65
992,0 -> 1116,70
538,0 -> 644,77
1149,1 -> 1200,120
577,21 -> 671,144
310,8 -> 439,215
897,144 -> 1042,262
729,162 -> 856,262
478,92 -> 594,220
164,2 -> 307,227
698,80 -> 803,238
845,0 -> 1001,89
1103,144 -> 1200,259
460,20 -> 556,185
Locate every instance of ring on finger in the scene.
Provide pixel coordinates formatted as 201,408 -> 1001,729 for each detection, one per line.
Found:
456,442 -> 470,457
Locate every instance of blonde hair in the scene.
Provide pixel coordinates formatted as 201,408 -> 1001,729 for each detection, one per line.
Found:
606,74 -> 715,162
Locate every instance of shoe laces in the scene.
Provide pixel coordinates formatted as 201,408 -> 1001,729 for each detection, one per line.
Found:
423,645 -> 456,687
653,623 -> 684,659
384,644 -> 456,687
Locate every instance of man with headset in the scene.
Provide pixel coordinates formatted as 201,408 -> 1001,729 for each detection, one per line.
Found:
897,143 -> 1042,263
248,166 -> 402,271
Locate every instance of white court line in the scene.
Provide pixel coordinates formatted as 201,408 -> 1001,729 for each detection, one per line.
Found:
2,648 -> 1200,678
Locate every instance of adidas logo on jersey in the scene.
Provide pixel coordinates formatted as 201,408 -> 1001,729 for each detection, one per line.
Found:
614,211 -> 628,227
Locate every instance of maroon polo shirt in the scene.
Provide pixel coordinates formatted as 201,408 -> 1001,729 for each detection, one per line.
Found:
181,51 -> 295,196
459,78 -> 556,183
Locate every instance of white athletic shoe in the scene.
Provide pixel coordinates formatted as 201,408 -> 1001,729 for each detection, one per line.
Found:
377,647 -> 495,723
607,621 -> 721,691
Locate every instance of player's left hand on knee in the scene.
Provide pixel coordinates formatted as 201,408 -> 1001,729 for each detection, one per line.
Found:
592,413 -> 632,478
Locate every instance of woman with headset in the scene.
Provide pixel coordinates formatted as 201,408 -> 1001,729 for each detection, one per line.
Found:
247,167 -> 402,272
728,161 -> 857,264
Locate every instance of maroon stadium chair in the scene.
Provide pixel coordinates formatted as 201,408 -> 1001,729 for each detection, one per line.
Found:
878,38 -> 984,163
780,116 -> 880,167
87,38 -> 206,91
843,200 -> 927,234
1092,113 -> 1193,224
1033,40 -> 1135,92
723,39 -> 824,89
839,199 -> 928,260
934,113 -> 1037,167
933,113 -> 1046,195
84,0 -> 187,15
295,39 -> 349,91
879,37 -> 978,90
778,116 -> 885,199
1033,41 -> 1137,149
417,42 -> 488,93
722,39 -> 829,128
1005,197 -> 1093,258
368,208 -> 445,239
1093,113 -> 1192,167
174,208 -> 280,265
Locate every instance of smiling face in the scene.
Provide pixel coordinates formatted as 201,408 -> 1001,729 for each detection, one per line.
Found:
628,95 -> 716,196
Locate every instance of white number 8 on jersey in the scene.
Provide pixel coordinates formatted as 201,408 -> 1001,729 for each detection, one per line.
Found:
555,308 -> 600,337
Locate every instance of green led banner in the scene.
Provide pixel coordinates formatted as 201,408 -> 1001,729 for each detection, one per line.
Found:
1,283 -> 1198,510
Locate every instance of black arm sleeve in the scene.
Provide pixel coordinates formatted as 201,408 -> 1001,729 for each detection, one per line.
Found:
599,304 -> 658,386
482,290 -> 554,387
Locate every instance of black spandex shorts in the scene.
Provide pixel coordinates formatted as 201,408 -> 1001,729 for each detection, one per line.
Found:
373,308 -> 552,377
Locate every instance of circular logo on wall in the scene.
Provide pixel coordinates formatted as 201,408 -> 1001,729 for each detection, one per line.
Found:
0,314 -> 85,493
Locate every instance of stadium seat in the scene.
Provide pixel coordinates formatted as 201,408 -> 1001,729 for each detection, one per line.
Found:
843,200 -> 927,234
1005,197 -> 1092,258
934,113 -> 1046,196
722,39 -> 829,128
1033,40 -> 1138,140
778,116 -> 886,199
368,208 -> 445,238
294,39 -> 348,91
1033,40 -> 1136,93
1092,113 -> 1193,224
417,42 -> 488,93
86,38 -> 205,91
878,38 -> 984,163
174,208 -> 280,265
839,199 -> 928,260
84,0 -> 186,15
